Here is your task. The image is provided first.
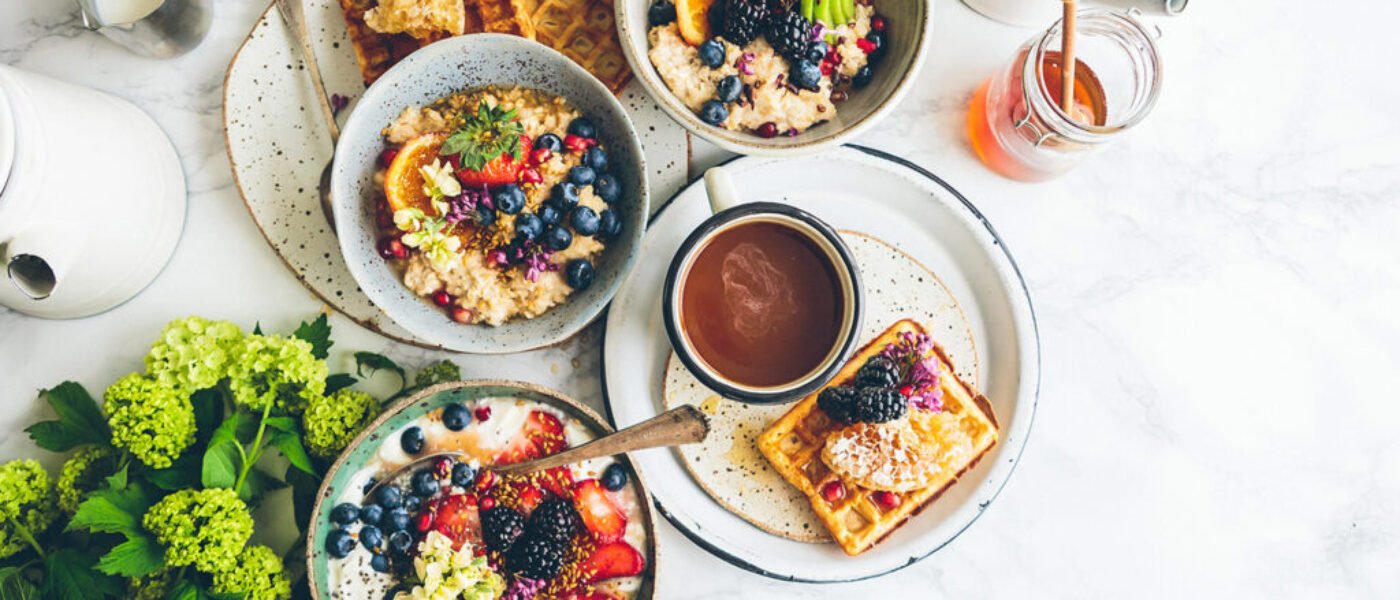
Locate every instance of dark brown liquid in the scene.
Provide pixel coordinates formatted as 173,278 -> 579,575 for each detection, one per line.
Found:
680,221 -> 843,387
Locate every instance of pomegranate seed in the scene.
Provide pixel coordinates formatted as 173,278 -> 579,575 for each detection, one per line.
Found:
479,496 -> 497,511
519,167 -> 543,184
873,491 -> 901,510
376,208 -> 394,229
434,457 -> 454,478
432,290 -> 453,307
530,147 -> 552,164
820,62 -> 835,76
474,405 -> 492,422
378,238 -> 407,260
475,470 -> 495,491
856,39 -> 876,55
756,122 -> 778,138
415,511 -> 435,532
563,134 -> 591,153
871,15 -> 887,32
378,148 -> 399,168
450,307 -> 473,323
821,481 -> 846,503
899,384 -> 914,397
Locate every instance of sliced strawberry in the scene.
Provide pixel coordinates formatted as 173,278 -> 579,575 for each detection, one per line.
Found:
516,484 -> 545,513
573,479 -> 627,543
525,410 -> 567,455
539,466 -> 575,500
559,589 -> 622,600
453,135 -> 531,186
577,540 -> 645,584
495,434 -> 541,465
433,493 -> 481,550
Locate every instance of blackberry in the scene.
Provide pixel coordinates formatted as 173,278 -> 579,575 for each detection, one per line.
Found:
851,386 -> 907,424
507,536 -> 566,579
482,506 -> 526,553
765,11 -> 812,63
855,355 -> 901,389
816,386 -> 858,424
720,0 -> 766,46
526,497 -> 580,544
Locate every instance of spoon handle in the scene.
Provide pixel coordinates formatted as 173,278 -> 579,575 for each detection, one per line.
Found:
275,0 -> 340,143
492,406 -> 709,476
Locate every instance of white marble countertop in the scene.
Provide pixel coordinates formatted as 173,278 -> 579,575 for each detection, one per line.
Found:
3,0 -> 1399,597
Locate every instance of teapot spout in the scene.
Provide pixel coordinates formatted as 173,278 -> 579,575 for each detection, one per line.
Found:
4,224 -> 85,301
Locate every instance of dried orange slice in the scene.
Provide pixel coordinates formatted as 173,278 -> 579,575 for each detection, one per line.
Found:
383,132 -> 448,215
675,0 -> 714,46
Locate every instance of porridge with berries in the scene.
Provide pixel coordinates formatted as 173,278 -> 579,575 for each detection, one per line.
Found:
645,0 -> 889,136
373,86 -> 627,326
324,397 -> 650,599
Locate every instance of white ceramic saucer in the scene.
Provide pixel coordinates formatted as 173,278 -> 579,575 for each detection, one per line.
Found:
602,146 -> 1039,582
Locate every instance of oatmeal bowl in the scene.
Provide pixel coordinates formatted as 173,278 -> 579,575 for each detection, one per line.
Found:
617,0 -> 932,155
332,35 -> 649,353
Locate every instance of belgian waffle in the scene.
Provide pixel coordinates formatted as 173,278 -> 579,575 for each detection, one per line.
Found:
757,319 -> 1000,556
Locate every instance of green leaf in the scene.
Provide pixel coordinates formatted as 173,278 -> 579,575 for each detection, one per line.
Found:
41,549 -> 121,600
292,313 -> 333,360
67,480 -> 152,537
412,360 -> 461,388
202,413 -> 243,489
190,388 -> 225,447
324,373 -> 356,394
353,352 -> 406,390
143,454 -> 201,491
25,382 -> 111,452
238,467 -> 287,507
441,104 -> 524,171
0,566 -> 39,600
285,465 -> 321,533
96,535 -> 164,578
269,430 -> 316,478
253,322 -> 264,336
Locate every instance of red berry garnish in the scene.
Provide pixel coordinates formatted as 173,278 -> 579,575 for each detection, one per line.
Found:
378,238 -> 407,260
871,15 -> 887,32
479,496 -> 496,511
432,290 -> 453,307
873,491 -> 901,510
856,38 -> 877,55
434,457 -> 455,478
450,307 -> 473,323
821,480 -> 846,503
519,167 -> 543,184
898,384 -> 914,397
415,510 -> 435,532
474,405 -> 492,422
563,134 -> 591,153
378,148 -> 399,168
756,122 -> 778,138
474,469 -> 495,491
531,147 -> 552,164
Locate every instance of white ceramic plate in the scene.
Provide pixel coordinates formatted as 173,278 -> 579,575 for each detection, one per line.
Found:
602,146 -> 1039,582
223,0 -> 690,348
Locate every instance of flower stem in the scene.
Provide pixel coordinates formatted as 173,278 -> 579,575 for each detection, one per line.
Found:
6,515 -> 45,559
233,401 -> 275,494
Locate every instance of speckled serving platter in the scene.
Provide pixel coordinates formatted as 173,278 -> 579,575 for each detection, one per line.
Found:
661,230 -> 979,543
223,0 -> 689,348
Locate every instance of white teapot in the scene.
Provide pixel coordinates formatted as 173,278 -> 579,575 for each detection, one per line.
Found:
0,65 -> 186,319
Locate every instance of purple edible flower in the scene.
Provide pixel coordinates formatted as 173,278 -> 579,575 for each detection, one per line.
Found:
522,246 -> 558,282
488,249 -> 510,267
810,23 -> 834,42
502,577 -> 546,600
882,331 -> 946,412
445,184 -> 490,224
735,52 -> 756,76
330,93 -> 349,115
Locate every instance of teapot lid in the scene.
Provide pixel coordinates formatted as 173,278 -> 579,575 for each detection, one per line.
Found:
0,82 -> 13,198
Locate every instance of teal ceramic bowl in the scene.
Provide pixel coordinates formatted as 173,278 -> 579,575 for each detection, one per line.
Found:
306,380 -> 658,599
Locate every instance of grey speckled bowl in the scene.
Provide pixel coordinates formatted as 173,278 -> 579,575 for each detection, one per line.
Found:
331,35 -> 649,353
615,0 -> 933,156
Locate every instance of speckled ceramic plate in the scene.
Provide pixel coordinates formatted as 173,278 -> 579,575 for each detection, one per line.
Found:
223,0 -> 689,349
602,146 -> 1039,582
307,380 -> 658,599
661,230 -> 979,543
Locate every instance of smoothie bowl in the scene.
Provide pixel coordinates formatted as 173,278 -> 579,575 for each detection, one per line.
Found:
308,380 -> 657,600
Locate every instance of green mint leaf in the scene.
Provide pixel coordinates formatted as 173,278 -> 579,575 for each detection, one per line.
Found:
41,549 -> 122,600
292,313 -> 333,360
95,535 -> 165,578
25,382 -> 111,451
353,352 -> 406,391
325,373 -> 357,394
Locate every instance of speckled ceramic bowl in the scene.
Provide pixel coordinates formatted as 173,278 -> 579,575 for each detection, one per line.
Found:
615,0 -> 933,156
307,380 -> 659,599
331,35 -> 649,353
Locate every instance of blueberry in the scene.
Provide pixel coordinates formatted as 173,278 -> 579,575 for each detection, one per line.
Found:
601,463 -> 628,491
375,485 -> 403,510
491,184 -> 526,215
599,209 -> 623,239
359,525 -> 384,549
370,553 -> 391,573
476,205 -> 496,227
569,206 -> 600,236
359,504 -> 384,526
593,173 -> 621,203
387,530 -> 413,556
866,31 -> 886,59
362,477 -> 378,495
538,201 -> 563,226
410,469 -> 439,497
512,212 -> 537,240
400,426 -> 425,455
552,182 -> 580,211
568,165 -> 597,186
852,65 -> 873,88
790,60 -> 821,91
534,133 -> 563,152
697,39 -> 725,69
330,503 -> 360,525
404,495 -> 422,513
567,117 -> 596,138
564,259 -> 595,290
699,100 -> 728,125
716,75 -> 742,103
806,41 -> 829,63
326,529 -> 356,558
543,225 -> 574,251
384,507 -> 411,532
648,0 -> 676,26
583,147 -> 608,171
450,462 -> 477,487
441,403 -> 471,431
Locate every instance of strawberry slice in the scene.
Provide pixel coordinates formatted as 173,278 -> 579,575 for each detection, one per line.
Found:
495,435 -> 541,465
524,410 -> 567,455
433,493 -> 481,550
559,589 -> 622,600
453,135 -> 531,186
573,479 -> 627,543
539,466 -> 575,500
577,540 -> 645,584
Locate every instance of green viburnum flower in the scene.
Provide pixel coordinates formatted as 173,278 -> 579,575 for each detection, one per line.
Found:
127,570 -> 174,600
143,488 -> 254,574
56,446 -> 117,514
414,359 -> 461,388
226,334 -> 327,414
420,158 -> 462,199
144,316 -> 244,392
210,545 -> 292,600
0,459 -> 59,559
105,373 -> 196,469
302,389 -> 380,458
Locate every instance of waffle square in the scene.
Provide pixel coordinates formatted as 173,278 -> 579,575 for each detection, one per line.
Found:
757,319 -> 1000,556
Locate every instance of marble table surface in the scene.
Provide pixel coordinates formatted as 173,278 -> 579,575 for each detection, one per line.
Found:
3,0 -> 1398,597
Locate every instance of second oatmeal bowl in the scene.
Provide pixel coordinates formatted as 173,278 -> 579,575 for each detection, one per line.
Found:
332,34 -> 649,353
